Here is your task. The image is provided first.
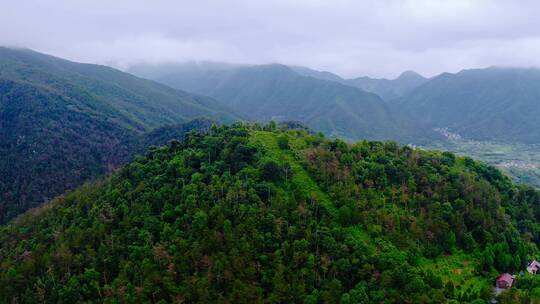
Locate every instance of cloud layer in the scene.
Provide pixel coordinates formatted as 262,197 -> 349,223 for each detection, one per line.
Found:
2,0 -> 540,78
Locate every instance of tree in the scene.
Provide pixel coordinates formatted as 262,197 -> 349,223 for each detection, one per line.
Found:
261,160 -> 281,181
277,135 -> 290,150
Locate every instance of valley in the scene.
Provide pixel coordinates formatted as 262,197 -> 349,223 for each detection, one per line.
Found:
423,133 -> 540,188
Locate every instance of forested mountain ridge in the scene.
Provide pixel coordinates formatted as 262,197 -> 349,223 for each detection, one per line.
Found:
288,65 -> 345,83
0,77 -> 139,223
0,47 -> 238,224
129,61 -> 540,144
2,123 -> 540,303
0,87 -> 211,224
289,66 -> 428,101
0,47 -> 237,130
128,62 -> 435,143
397,67 -> 540,143
347,70 -> 428,101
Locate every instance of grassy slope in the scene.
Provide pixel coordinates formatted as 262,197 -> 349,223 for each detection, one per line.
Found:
251,131 -> 335,217
420,252 -> 491,296
253,130 -> 492,296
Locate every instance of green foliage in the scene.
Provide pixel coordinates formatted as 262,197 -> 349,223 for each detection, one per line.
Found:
277,135 -> 290,150
424,138 -> 540,188
1,123 -> 540,302
0,47 -> 237,223
128,62 -> 432,142
260,160 -> 282,181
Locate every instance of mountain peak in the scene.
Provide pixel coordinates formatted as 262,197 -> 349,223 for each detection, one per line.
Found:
397,70 -> 425,80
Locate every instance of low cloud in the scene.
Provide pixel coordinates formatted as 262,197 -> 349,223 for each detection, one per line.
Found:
2,0 -> 540,78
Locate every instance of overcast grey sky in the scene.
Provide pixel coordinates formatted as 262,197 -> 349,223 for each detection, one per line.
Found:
2,0 -> 540,78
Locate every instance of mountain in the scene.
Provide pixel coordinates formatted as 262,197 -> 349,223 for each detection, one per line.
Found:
397,67 -> 540,143
347,70 -> 428,101
128,62 -> 432,142
288,66 -> 428,101
0,48 -> 236,130
141,117 -> 214,148
288,65 -> 345,83
0,47 -> 238,223
1,123 -> 538,303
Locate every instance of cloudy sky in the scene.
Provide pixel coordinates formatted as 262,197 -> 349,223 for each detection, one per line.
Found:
2,0 -> 540,78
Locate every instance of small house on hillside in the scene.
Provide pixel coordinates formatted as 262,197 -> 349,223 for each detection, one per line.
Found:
496,273 -> 514,289
527,260 -> 540,274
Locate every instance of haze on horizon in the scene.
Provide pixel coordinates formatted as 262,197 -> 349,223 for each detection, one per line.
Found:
2,0 -> 540,79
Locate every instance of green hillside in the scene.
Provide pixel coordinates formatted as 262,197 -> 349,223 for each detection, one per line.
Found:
0,48 -> 238,223
0,48 -> 236,130
128,63 -> 434,143
397,67 -> 540,143
2,123 -> 540,303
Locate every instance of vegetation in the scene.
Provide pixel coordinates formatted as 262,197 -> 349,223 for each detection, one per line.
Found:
2,123 -> 540,303
130,62 -> 540,145
0,47 -> 237,223
425,138 -> 540,188
397,67 -> 540,143
128,62 -> 433,143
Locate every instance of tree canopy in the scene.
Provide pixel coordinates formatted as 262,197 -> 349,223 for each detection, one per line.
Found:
1,123 -> 540,303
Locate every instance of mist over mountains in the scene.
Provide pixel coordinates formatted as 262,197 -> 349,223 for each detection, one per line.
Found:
3,0 -> 540,302
127,59 -> 540,189
288,66 -> 428,101
2,46 -> 540,303
129,60 -> 540,145
129,62 -> 433,143
397,67 -> 540,143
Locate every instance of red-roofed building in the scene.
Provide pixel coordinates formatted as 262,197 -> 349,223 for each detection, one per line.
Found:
496,273 -> 514,289
527,260 -> 540,275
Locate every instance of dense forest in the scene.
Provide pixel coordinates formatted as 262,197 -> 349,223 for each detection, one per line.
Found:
0,46 -> 237,224
2,123 -> 540,303
0,89 -> 212,225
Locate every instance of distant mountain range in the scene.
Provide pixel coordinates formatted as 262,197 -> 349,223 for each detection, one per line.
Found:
131,61 -> 540,144
290,64 -> 540,143
128,62 -> 433,142
0,47 -> 236,223
346,70 -> 428,101
290,66 -> 428,101
396,67 -> 540,143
